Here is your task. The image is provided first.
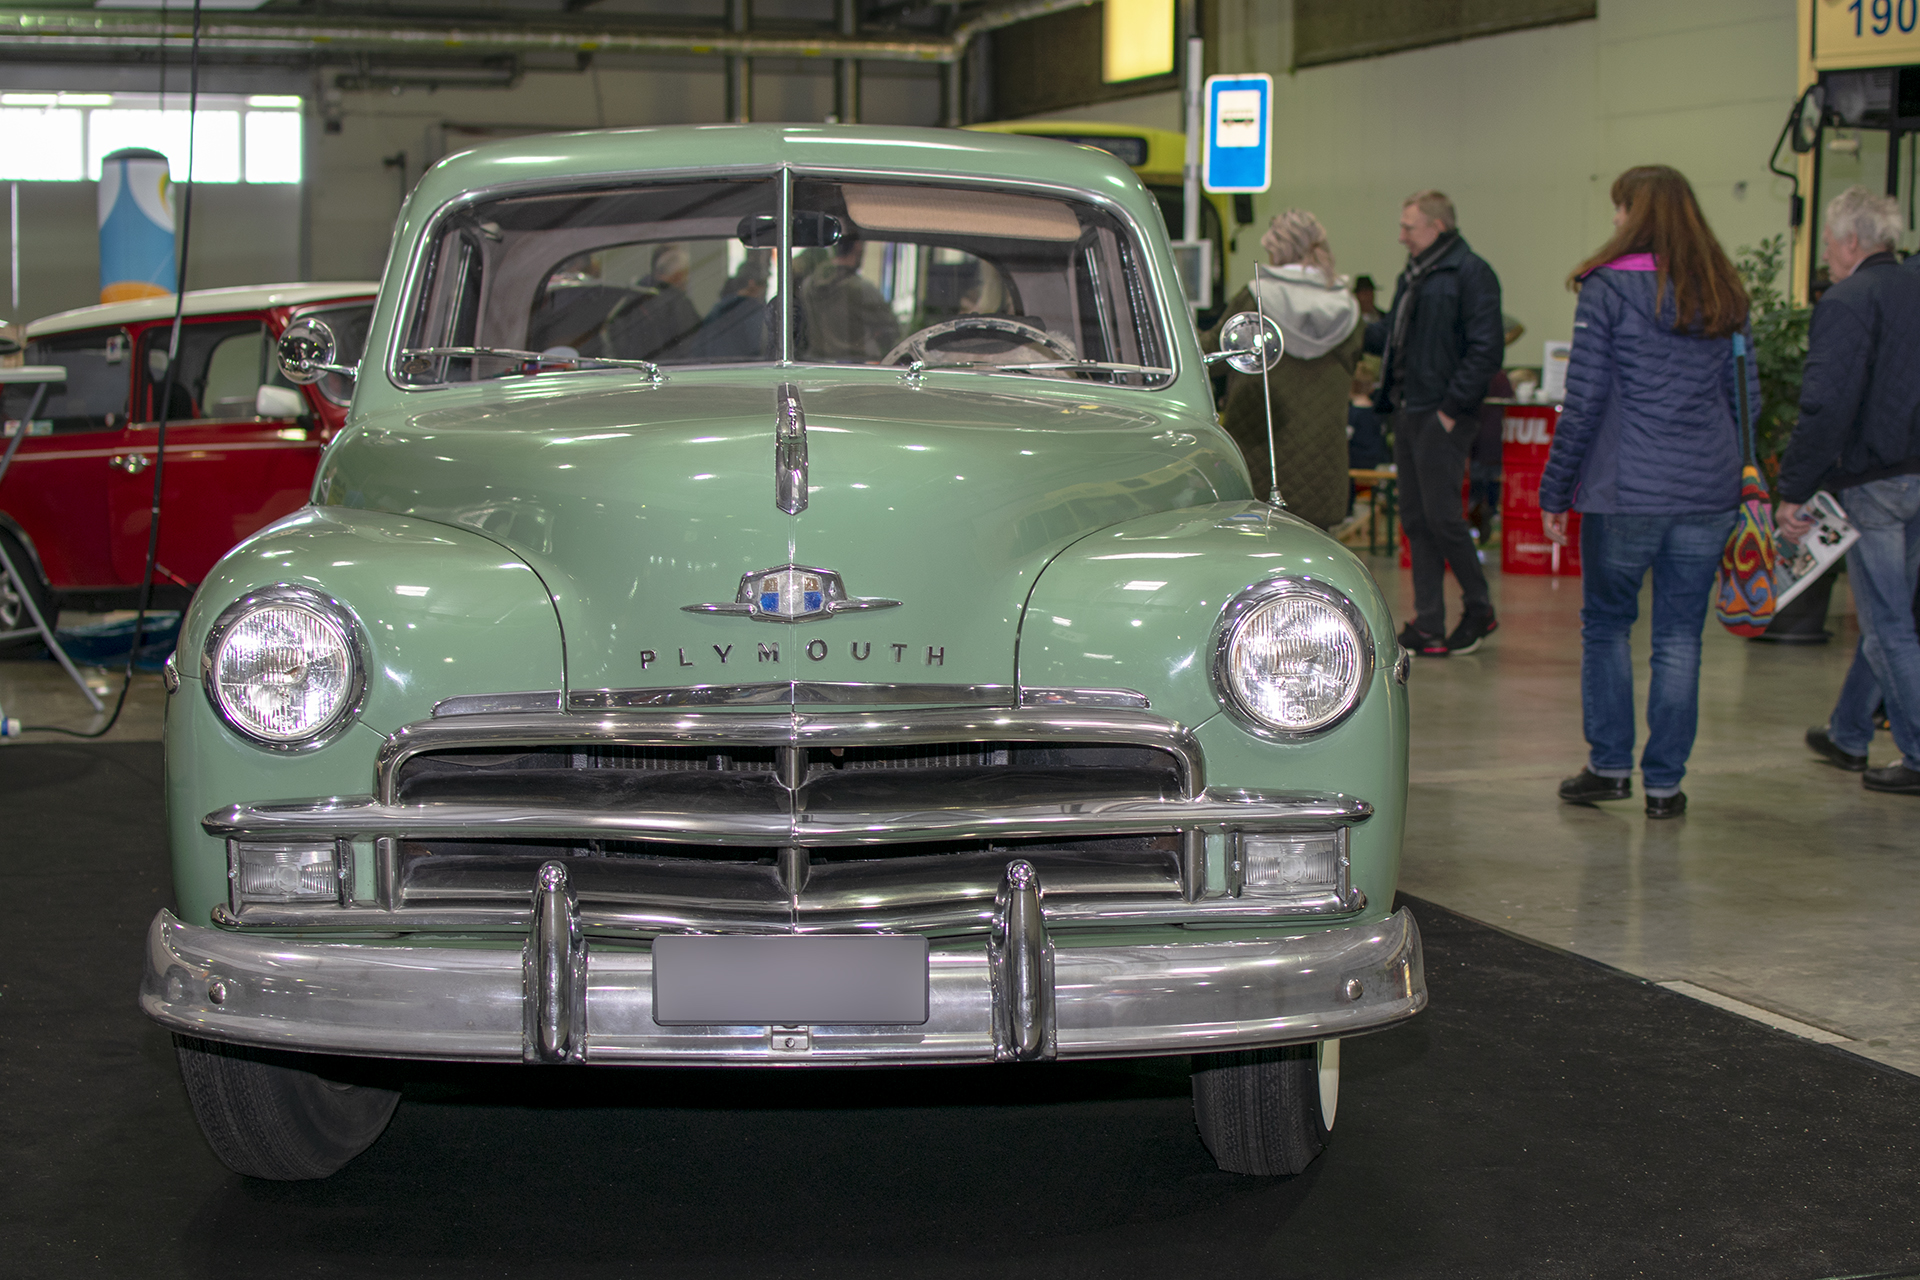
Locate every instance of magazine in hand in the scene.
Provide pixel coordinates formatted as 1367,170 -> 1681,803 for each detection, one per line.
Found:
1774,490 -> 1859,609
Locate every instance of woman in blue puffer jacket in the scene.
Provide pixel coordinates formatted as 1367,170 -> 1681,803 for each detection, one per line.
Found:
1539,165 -> 1758,819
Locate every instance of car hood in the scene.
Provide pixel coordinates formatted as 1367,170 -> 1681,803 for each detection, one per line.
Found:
319,372 -> 1247,696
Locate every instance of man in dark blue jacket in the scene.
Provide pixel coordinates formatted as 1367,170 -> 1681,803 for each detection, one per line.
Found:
1367,190 -> 1506,655
1779,187 -> 1920,796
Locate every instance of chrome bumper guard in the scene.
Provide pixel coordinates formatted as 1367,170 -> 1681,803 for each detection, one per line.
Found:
142,860 -> 1426,1066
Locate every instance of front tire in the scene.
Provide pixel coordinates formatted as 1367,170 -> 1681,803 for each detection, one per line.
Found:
1191,1039 -> 1339,1175
174,1035 -> 400,1180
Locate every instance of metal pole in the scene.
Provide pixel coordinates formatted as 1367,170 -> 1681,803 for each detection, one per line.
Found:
1182,35 -> 1202,245
9,182 -> 17,314
726,0 -> 751,123
834,0 -> 859,124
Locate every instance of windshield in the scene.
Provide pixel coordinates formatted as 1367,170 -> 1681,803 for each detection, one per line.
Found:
396,173 -> 1170,388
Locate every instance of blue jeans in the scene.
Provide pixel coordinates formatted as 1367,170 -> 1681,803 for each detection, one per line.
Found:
1579,510 -> 1737,795
1826,475 -> 1920,769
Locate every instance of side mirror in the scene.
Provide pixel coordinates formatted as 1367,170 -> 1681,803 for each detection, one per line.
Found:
1205,311 -> 1284,375
254,384 -> 306,419
1790,83 -> 1826,154
276,318 -> 354,386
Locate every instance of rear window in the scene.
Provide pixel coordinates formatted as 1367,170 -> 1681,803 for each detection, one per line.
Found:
4,327 -> 131,435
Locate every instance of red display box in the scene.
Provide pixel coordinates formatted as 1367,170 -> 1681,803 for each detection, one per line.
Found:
1500,405 -> 1581,577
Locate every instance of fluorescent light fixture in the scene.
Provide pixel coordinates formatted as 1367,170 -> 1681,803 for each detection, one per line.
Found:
248,95 -> 302,109
95,0 -> 270,8
1103,0 -> 1176,83
1,93 -> 58,106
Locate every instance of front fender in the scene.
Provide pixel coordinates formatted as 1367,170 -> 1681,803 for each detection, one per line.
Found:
1017,501 -> 1407,914
168,505 -> 565,926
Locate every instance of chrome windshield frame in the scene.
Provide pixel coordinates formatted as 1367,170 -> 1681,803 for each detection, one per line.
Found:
382,161 -> 1182,393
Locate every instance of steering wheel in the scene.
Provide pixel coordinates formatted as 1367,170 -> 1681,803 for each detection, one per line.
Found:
883,315 -> 1077,367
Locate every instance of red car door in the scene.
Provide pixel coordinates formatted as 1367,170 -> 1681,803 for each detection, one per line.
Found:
108,316 -> 327,585
0,325 -> 134,589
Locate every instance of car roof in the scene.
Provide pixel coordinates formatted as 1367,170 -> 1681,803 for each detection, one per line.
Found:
408,123 -> 1154,221
26,282 -> 380,338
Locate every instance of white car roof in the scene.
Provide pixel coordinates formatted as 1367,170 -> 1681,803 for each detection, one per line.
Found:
25,282 -> 379,338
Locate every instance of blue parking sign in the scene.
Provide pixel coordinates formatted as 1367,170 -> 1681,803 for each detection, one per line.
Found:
1203,74 -> 1272,194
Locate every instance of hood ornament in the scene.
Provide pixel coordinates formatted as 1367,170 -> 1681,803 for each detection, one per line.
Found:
775,382 -> 807,515
683,565 -> 901,624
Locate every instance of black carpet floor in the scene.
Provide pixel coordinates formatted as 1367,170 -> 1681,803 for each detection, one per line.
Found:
5,741 -> 1919,1280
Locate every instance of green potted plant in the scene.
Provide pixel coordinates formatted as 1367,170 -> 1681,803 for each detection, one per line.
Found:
1735,235 -> 1830,642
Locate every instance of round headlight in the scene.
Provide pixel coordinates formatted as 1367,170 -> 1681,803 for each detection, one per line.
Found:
1213,581 -> 1373,737
203,588 -> 363,748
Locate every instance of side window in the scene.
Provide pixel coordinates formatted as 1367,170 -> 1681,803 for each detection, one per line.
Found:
4,327 -> 132,435
202,328 -> 268,418
136,319 -> 269,423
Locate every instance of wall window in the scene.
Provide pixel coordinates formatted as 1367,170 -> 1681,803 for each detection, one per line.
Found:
0,92 -> 302,184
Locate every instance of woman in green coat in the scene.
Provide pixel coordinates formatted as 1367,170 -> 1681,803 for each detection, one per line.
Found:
1203,210 -> 1364,530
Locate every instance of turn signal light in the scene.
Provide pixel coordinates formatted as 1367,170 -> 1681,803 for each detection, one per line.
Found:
232,841 -> 340,904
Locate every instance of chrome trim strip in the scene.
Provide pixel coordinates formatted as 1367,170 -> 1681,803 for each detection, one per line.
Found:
433,690 -> 563,717
370,705 -> 1208,804
141,906 -> 1426,1064
1019,686 -> 1150,709
774,381 -> 807,515
566,682 -> 1013,710
205,786 -> 1370,849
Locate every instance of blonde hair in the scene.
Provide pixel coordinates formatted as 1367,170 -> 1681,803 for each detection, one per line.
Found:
1403,189 -> 1456,231
1261,209 -> 1337,282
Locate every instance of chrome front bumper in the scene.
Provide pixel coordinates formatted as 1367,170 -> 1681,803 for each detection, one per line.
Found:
140,897 -> 1426,1067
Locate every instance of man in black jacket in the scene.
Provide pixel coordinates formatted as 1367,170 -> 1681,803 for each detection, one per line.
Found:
1368,190 -> 1506,655
1779,187 -> 1920,795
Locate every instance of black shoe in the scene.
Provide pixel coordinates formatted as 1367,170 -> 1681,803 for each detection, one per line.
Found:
1558,767 -> 1631,805
1863,762 -> 1920,795
1645,792 -> 1687,819
1805,726 -> 1868,772
1397,621 -> 1449,657
1445,608 -> 1499,654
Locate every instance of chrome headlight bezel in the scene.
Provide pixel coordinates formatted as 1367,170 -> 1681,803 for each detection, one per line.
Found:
1209,577 -> 1375,741
200,584 -> 368,752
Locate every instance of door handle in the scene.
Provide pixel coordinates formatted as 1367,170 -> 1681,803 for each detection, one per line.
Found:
110,453 -> 152,475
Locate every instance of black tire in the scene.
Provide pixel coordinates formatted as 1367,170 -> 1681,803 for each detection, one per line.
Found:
174,1035 -> 401,1180
0,528 -> 54,657
1191,1040 -> 1337,1176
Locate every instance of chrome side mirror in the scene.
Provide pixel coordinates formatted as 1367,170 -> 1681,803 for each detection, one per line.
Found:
276,318 -> 354,386
1204,311 -> 1284,375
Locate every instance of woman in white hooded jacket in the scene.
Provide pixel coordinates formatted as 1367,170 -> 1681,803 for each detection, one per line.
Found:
1202,210 -> 1363,530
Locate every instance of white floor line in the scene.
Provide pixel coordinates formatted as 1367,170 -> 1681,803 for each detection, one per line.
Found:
1657,980 -> 1853,1045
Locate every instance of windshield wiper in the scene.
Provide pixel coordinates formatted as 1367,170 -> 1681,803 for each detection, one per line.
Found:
398,346 -> 665,384
921,359 -> 1173,379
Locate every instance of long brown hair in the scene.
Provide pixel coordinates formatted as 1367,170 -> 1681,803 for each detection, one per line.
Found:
1569,166 -> 1748,338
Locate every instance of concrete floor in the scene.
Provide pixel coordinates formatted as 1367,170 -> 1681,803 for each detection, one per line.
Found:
5,564 -> 1914,1079
1382,555 -> 1920,1078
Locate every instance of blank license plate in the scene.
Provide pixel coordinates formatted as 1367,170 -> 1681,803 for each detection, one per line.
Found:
651,934 -> 930,1026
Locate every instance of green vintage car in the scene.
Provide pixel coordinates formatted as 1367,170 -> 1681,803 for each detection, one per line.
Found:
141,124 -> 1424,1181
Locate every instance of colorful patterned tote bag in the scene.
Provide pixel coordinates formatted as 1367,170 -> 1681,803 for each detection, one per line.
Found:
1714,333 -> 1776,636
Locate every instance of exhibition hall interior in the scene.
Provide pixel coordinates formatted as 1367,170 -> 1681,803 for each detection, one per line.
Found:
5,1 -> 1920,1276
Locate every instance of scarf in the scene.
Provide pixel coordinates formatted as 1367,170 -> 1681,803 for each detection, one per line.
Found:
1383,230 -> 1459,407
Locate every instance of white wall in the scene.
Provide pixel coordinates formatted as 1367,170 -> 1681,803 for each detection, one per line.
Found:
1030,0 -> 1800,363
1,53 -> 944,325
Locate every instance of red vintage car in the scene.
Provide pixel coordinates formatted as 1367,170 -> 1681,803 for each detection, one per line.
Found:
0,283 -> 377,631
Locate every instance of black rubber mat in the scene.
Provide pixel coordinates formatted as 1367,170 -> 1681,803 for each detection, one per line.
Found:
5,741 -> 1919,1280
